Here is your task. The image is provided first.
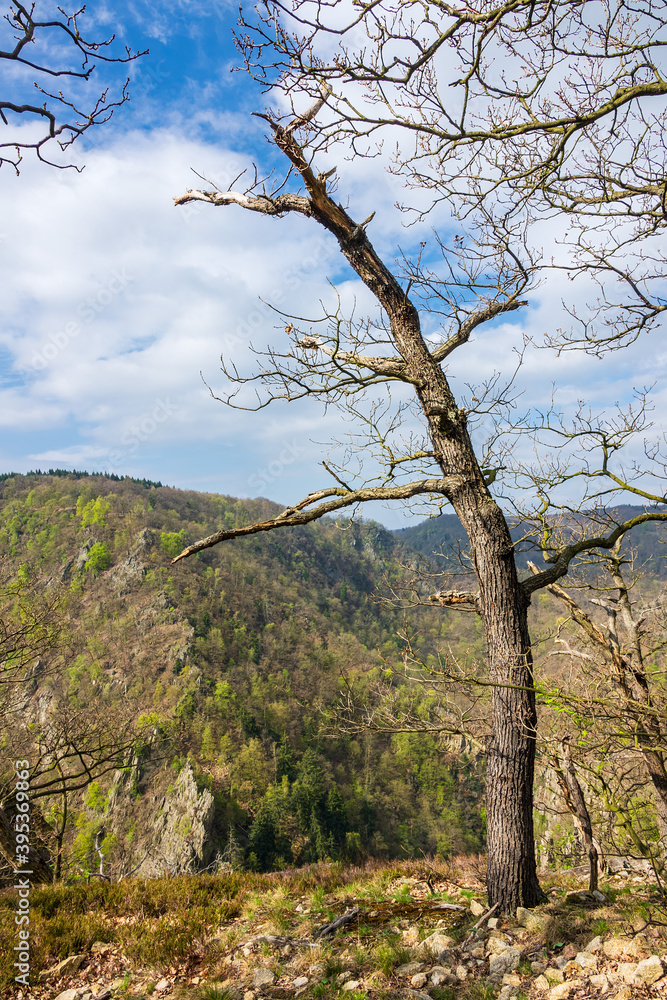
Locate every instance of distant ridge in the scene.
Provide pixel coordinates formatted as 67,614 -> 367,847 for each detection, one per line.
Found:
0,468 -> 164,489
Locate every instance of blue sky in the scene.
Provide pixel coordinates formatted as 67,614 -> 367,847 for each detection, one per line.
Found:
0,2 -> 665,526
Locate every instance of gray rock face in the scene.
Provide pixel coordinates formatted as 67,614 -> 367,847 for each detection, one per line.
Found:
150,762 -> 215,874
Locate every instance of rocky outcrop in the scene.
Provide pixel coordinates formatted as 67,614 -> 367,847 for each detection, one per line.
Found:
149,762 -> 215,875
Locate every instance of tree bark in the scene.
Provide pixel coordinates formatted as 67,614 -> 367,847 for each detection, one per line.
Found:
552,740 -> 599,892
175,120 -> 545,913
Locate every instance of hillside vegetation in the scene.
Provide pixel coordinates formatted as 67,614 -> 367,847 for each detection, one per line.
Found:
0,472 -> 486,886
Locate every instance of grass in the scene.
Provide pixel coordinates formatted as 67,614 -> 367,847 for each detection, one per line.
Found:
1,859 -> 664,997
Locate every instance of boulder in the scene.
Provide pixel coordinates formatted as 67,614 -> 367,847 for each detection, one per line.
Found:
421,931 -> 454,956
634,956 -> 665,986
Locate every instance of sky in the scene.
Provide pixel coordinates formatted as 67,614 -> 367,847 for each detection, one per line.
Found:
0,2 -> 665,528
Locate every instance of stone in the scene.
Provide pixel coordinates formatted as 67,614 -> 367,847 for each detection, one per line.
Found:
337,971 -> 353,983
515,906 -> 531,926
544,967 -> 565,984
487,936 -> 511,954
421,931 -> 454,955
635,955 -> 664,985
549,984 -> 575,1000
532,961 -> 547,974
309,963 -> 325,976
470,899 -> 486,917
90,942 -> 113,956
395,962 -> 424,977
429,967 -> 450,986
41,954 -> 86,981
488,917 -> 500,929
585,935 -> 603,953
498,988 -> 519,1000
534,975 -> 550,991
617,962 -> 638,983
154,981 -> 170,993
575,951 -> 598,972
293,977 -> 309,988
589,974 -> 609,991
411,973 -> 428,987
456,965 -> 468,980
54,991 -> 86,1000
488,947 -> 521,982
402,925 -> 421,946
653,975 -> 667,991
610,989 -> 632,1000
603,938 -> 628,960
341,981 -> 361,993
244,993 -> 254,1000
252,968 -> 276,988
503,974 -> 522,986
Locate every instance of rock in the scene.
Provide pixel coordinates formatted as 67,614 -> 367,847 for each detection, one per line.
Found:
341,981 -> 361,993
610,989 -> 632,1000
456,965 -> 468,980
488,917 -> 500,929
498,988 -> 519,1000
503,973 -> 522,986
293,978 -> 309,988
488,947 -> 521,982
252,968 -> 276,988
54,991 -> 87,1000
589,974 -> 609,991
471,899 -> 486,917
411,973 -> 428,987
574,951 -> 598,973
149,762 -> 215,875
395,962 -> 424,977
585,935 -> 603,953
429,967 -> 451,986
337,971 -> 353,983
549,984 -> 574,1000
635,955 -> 664,985
534,975 -> 550,991
41,954 -> 86,981
616,962 -> 638,983
487,935 -> 511,954
421,931 -> 454,955
544,967 -> 565,984
603,938 -> 630,961
90,942 -> 113,956
244,993 -> 254,1000
402,925 -> 421,946
405,992 -> 432,1000
309,963 -> 325,976
154,981 -> 170,993
532,961 -> 547,974
515,906 -> 531,926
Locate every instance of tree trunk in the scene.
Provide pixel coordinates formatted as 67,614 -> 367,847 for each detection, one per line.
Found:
552,740 -> 599,892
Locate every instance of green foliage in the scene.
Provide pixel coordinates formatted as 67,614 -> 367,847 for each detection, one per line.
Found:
160,529 -> 186,558
85,541 -> 111,574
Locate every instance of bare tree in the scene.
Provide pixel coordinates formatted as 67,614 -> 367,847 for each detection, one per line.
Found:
0,2 -> 146,171
170,4 -> 667,911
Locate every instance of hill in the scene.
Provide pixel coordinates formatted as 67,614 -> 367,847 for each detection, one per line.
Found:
0,472 -> 486,886
394,506 -> 667,577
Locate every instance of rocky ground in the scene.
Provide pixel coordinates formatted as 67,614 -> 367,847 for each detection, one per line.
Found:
13,862 -> 667,1000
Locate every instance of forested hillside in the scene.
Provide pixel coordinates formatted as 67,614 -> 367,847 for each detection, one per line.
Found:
0,472 -> 486,885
